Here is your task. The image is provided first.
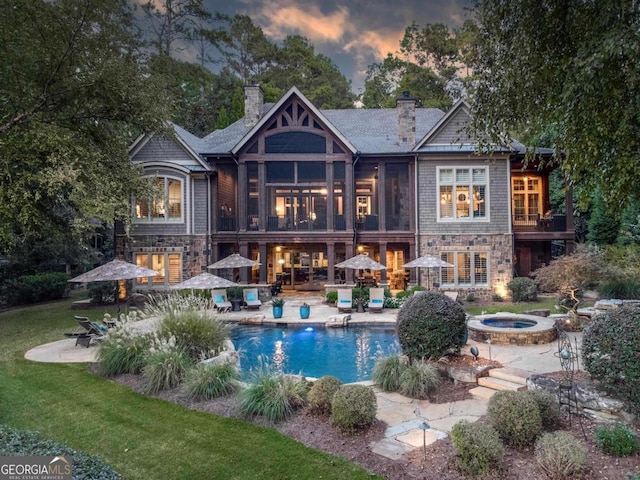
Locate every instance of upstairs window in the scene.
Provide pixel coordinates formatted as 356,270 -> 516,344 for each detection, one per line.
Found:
438,167 -> 487,220
135,176 -> 182,222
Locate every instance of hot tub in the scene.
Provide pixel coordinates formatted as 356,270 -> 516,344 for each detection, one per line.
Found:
467,313 -> 557,345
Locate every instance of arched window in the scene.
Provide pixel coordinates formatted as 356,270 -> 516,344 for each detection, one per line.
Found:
135,176 -> 183,222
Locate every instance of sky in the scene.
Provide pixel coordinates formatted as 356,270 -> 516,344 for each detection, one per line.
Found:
203,0 -> 472,93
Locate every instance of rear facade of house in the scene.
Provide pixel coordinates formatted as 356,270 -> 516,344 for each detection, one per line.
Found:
122,86 -> 575,299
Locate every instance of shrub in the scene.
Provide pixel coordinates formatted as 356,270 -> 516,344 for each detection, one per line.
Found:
525,389 -> 560,430
450,420 -> 504,476
88,281 -> 118,304
487,390 -> 543,449
0,424 -> 120,480
239,363 -> 308,422
383,296 -> 403,309
372,354 -> 405,392
465,292 -> 475,302
308,376 -> 343,415
597,279 -> 640,300
398,361 -> 440,399
582,305 -> 640,414
96,328 -> 152,376
3,272 -> 68,305
142,348 -> 191,394
507,277 -> 538,302
158,310 -> 229,362
595,423 -> 639,457
396,292 -> 467,361
325,291 -> 338,304
492,293 -> 503,302
143,292 -> 214,319
535,431 -> 588,479
184,362 -> 240,400
331,384 -> 377,434
395,285 -> 425,300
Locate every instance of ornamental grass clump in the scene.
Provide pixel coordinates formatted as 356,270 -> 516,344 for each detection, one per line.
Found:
535,431 -> 588,479
96,313 -> 151,376
331,384 -> 377,434
398,361 -> 440,399
239,360 -> 308,422
582,305 -> 640,414
307,376 -> 342,416
184,362 -> 240,400
142,337 -> 191,394
143,292 -> 214,320
488,390 -> 543,449
372,354 -> 405,392
396,292 -> 467,360
450,420 -> 504,476
595,423 -> 639,457
158,310 -> 229,362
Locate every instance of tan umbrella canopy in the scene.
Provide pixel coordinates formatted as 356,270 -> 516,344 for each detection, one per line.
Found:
403,254 -> 453,290
171,272 -> 237,290
207,253 -> 261,269
336,254 -> 387,270
69,259 -> 159,283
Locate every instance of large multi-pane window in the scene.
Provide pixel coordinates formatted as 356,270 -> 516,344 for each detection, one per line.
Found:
512,176 -> 541,222
438,168 -> 487,220
440,252 -> 488,287
135,253 -> 181,286
135,176 -> 182,221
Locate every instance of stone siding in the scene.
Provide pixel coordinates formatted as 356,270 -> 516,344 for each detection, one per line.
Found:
418,233 -> 513,300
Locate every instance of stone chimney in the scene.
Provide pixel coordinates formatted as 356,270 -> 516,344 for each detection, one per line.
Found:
244,84 -> 264,128
396,91 -> 416,147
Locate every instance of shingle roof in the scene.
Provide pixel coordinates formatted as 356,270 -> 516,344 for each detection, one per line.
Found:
174,104 -> 446,156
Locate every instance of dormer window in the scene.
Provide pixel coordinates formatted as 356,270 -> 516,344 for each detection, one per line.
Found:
135,176 -> 183,222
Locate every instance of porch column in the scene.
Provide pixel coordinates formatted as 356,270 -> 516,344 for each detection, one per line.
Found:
327,242 -> 335,283
238,162 -> 247,231
326,161 -> 334,230
377,163 -> 386,231
239,242 -> 249,283
379,242 -> 387,282
258,161 -> 267,231
409,242 -> 417,285
345,241 -> 354,283
345,158 -> 354,230
259,242 -> 267,283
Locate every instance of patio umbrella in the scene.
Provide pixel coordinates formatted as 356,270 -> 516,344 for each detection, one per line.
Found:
206,253 -> 261,269
171,272 -> 237,290
403,254 -> 453,290
69,259 -> 159,314
335,254 -> 387,271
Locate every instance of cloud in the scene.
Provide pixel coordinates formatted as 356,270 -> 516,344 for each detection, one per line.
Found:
258,3 -> 350,43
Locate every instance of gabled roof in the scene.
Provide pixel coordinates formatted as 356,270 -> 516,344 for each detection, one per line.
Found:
230,86 -> 357,155
413,98 -> 472,152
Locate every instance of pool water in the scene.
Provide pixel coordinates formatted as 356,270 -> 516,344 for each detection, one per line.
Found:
230,325 -> 399,383
481,318 -> 537,329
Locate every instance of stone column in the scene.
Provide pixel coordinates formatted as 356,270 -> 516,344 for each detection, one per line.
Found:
379,242 -> 387,282
259,242 -> 267,283
239,242 -> 249,283
327,242 -> 335,283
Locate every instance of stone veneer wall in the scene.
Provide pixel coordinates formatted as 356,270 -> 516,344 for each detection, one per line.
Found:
418,233 -> 513,300
124,234 -> 209,287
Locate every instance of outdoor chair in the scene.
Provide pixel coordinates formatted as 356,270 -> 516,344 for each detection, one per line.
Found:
368,287 -> 384,313
337,288 -> 353,313
212,289 -> 232,313
243,288 -> 262,310
63,315 -> 106,348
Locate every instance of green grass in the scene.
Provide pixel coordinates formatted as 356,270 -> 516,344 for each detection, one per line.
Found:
0,292 -> 379,479
464,296 -> 575,316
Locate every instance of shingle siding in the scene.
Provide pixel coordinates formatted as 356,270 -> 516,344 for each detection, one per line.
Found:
193,178 -> 209,234
428,109 -> 474,145
133,136 -> 201,167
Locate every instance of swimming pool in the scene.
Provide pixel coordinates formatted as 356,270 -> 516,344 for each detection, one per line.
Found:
229,324 -> 399,383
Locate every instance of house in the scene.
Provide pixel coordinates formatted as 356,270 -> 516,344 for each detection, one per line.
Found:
122,85 -> 574,299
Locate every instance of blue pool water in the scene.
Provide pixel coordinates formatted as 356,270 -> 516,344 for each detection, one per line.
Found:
230,325 -> 399,383
481,318 -> 537,329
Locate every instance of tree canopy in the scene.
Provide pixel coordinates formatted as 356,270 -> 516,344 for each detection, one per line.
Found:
0,0 -> 168,262
468,0 -> 640,208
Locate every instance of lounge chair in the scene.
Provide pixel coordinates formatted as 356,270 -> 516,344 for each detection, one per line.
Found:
212,289 -> 232,313
368,287 -> 384,313
337,288 -> 353,313
64,315 -> 106,347
243,288 -> 262,310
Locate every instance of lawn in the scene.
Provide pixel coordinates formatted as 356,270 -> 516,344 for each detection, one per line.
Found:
0,293 -> 379,479
463,295 -> 567,316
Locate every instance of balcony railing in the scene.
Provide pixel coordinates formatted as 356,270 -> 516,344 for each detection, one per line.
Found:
513,214 -> 567,232
218,217 -> 236,231
266,215 -> 326,231
355,214 -> 379,231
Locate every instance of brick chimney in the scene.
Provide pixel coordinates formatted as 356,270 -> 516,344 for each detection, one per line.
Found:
396,91 -> 416,147
244,84 -> 263,128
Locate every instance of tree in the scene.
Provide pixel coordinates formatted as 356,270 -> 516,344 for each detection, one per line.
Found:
587,191 -> 621,246
140,0 -> 210,57
0,0 -> 168,262
262,35 -> 354,108
468,0 -> 640,208
616,196 -> 640,245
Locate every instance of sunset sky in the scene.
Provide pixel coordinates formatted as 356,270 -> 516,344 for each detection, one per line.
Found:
205,0 -> 472,92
